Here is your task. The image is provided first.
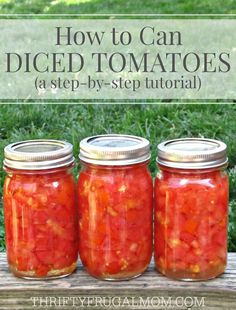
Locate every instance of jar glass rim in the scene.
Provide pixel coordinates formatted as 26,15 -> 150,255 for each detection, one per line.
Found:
79,134 -> 151,166
157,138 -> 227,169
4,139 -> 74,170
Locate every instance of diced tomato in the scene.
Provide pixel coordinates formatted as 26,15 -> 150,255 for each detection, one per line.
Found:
154,167 -> 228,280
35,264 -> 50,277
78,163 -> 153,279
104,261 -> 121,274
183,219 -> 198,234
34,236 -> 49,251
17,257 -> 28,271
3,168 -> 78,278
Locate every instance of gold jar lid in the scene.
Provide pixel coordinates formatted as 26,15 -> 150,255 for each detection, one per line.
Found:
79,134 -> 151,166
4,139 -> 74,170
157,138 -> 228,169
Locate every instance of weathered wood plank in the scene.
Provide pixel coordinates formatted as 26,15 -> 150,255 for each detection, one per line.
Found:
0,253 -> 235,310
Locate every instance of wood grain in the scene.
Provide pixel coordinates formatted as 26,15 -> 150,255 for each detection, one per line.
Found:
0,253 -> 235,310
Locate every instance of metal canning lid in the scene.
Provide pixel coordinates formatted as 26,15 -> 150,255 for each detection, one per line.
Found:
4,139 -> 74,170
79,134 -> 151,166
157,138 -> 228,169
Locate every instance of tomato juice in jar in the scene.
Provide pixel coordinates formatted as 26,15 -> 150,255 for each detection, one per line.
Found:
154,138 -> 228,281
78,135 -> 153,280
3,140 -> 78,279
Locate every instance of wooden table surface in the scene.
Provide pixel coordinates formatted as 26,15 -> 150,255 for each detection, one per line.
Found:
0,253 -> 235,310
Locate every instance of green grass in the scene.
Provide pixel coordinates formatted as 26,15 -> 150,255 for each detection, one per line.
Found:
0,0 -> 236,14
0,104 -> 236,251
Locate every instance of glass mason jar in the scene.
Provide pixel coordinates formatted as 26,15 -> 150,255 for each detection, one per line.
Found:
3,140 -> 78,279
78,134 -> 153,280
154,138 -> 228,281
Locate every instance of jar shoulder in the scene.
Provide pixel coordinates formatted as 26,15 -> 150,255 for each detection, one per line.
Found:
4,170 -> 76,197
155,170 -> 228,189
78,165 -> 152,196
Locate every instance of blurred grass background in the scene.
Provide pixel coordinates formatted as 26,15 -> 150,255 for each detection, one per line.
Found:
0,0 -> 235,252
0,0 -> 236,14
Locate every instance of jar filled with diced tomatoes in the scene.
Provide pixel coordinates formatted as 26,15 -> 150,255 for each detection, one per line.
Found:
3,139 -> 78,279
154,138 -> 228,281
78,134 -> 153,280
